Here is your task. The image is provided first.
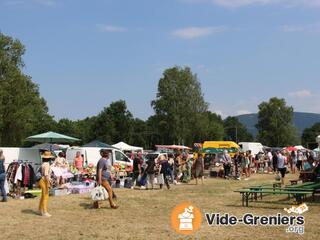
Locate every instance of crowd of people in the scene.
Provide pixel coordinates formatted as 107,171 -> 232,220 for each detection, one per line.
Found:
129,151 -> 205,191
1,146 -> 320,218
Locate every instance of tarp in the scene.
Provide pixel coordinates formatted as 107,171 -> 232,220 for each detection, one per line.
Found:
112,142 -> 143,151
83,140 -> 118,149
155,145 -> 192,150
284,146 -> 298,152
294,145 -> 306,150
32,143 -> 65,151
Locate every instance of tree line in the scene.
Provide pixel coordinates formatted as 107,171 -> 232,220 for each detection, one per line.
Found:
0,32 -> 318,148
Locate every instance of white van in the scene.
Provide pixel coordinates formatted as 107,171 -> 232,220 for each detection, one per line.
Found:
0,147 -> 42,168
238,142 -> 264,156
66,147 -> 132,169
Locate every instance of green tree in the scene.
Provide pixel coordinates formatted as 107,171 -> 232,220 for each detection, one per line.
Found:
301,122 -> 320,148
74,117 -> 97,144
130,118 -> 148,149
0,32 -> 54,146
256,97 -> 299,147
56,118 -> 78,137
190,111 -> 224,143
223,117 -> 253,142
151,66 -> 208,146
92,100 -> 133,144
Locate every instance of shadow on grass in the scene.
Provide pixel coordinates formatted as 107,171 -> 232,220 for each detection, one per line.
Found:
21,209 -> 40,215
79,202 -> 93,209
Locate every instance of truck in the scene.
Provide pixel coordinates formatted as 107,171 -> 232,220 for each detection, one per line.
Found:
238,142 -> 264,156
65,147 -> 133,169
201,141 -> 240,157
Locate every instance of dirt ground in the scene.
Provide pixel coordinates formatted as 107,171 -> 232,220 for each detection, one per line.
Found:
0,173 -> 319,240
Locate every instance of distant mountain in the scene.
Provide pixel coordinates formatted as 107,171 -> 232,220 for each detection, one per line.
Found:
236,112 -> 320,137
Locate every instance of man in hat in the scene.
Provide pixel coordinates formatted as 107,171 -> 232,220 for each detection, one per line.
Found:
96,149 -> 118,209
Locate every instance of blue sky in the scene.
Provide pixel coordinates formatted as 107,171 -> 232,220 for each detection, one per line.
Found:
1,0 -> 320,120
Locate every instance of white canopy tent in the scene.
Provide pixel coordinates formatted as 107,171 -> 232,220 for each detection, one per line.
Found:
112,141 -> 143,152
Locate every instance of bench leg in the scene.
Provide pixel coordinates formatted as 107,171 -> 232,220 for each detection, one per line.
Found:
294,194 -> 302,204
312,193 -> 315,202
242,193 -> 245,207
245,193 -> 250,207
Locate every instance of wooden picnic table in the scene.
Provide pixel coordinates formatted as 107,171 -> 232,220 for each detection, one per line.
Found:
234,189 -> 313,207
235,182 -> 320,207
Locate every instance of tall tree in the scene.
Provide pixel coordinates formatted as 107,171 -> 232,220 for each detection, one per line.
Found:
130,118 -> 148,148
0,32 -> 54,146
223,117 -> 253,142
301,122 -> 320,148
256,97 -> 299,147
191,111 -> 224,143
92,100 -> 133,144
151,66 -> 208,146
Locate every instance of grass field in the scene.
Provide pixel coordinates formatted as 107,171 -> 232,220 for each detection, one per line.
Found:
0,173 -> 319,240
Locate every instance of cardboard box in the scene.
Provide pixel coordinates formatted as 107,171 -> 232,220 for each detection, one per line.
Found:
50,188 -> 69,196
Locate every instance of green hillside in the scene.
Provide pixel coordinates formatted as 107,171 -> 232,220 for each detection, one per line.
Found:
236,112 -> 320,137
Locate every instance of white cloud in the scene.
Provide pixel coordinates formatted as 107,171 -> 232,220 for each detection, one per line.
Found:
288,90 -> 313,98
213,109 -> 226,117
182,0 -> 320,8
171,26 -> 225,39
97,24 -> 127,33
282,24 -> 320,33
5,0 -> 57,7
236,110 -> 252,115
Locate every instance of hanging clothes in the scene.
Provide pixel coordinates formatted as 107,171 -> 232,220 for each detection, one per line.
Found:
21,164 -> 36,189
6,162 -> 19,184
23,164 -> 30,186
14,164 -> 23,184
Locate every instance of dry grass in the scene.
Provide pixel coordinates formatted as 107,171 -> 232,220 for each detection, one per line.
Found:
0,173 -> 319,240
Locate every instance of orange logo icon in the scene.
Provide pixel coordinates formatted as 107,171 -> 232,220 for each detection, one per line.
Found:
171,202 -> 202,235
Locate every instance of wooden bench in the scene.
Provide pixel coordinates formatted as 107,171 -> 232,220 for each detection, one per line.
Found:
234,189 -> 313,207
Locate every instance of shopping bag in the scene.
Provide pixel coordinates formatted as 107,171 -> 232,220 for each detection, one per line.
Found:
157,174 -> 164,185
91,185 -> 109,201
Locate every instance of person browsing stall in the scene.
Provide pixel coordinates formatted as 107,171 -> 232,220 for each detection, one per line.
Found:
277,151 -> 287,186
73,151 -> 84,171
131,152 -> 142,189
54,152 -> 69,187
38,151 -> 54,217
0,149 -> 8,202
96,149 -> 118,209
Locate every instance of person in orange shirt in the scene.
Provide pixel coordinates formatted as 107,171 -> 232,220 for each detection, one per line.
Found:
73,151 -> 84,171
